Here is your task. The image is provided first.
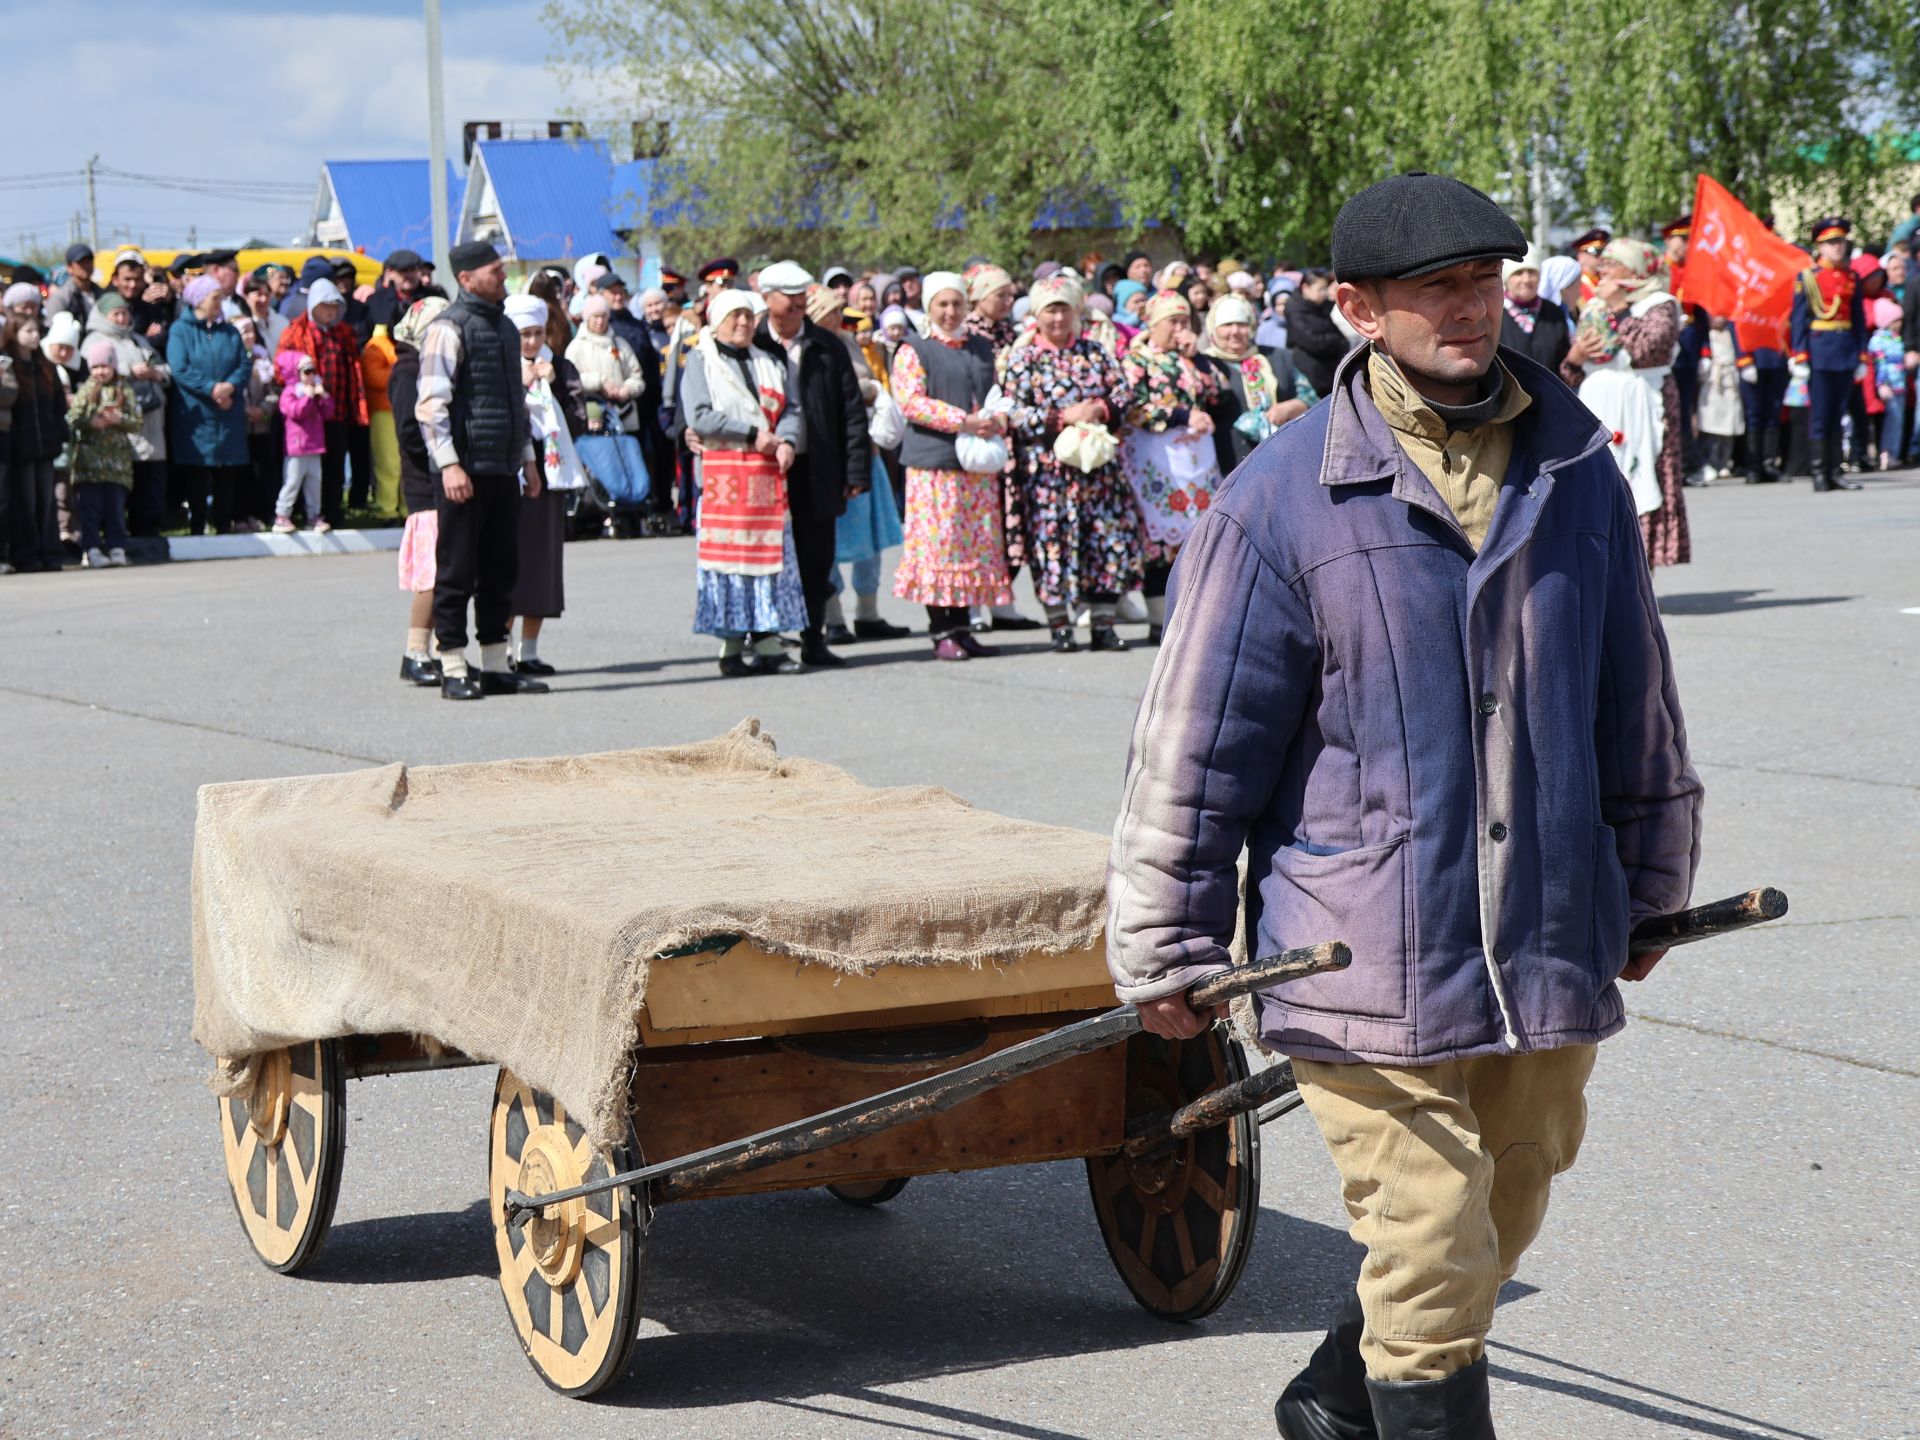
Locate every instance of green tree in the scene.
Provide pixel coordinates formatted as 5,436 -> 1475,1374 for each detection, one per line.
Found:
544,0 -> 1087,267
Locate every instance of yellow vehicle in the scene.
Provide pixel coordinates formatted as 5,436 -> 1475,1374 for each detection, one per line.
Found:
105,246 -> 383,287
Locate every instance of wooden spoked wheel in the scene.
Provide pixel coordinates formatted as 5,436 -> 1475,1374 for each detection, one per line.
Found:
217,1039 -> 346,1274
827,1177 -> 911,1206
488,1070 -> 645,1397
1086,1026 -> 1260,1321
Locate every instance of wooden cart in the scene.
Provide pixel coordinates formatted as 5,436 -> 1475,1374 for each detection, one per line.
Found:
217,932 -> 1336,1397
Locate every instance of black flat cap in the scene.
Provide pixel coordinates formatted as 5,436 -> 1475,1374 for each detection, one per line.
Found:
202,248 -> 239,267
1332,172 -> 1526,282
448,239 -> 501,273
384,247 -> 425,270
168,253 -> 202,275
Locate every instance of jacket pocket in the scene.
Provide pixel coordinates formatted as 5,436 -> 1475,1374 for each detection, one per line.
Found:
1590,823 -> 1631,983
1258,832 -> 1411,1020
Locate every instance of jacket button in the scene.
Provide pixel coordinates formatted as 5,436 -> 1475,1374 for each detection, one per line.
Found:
1493,945 -> 1511,964
1489,822 -> 1508,842
1477,693 -> 1497,715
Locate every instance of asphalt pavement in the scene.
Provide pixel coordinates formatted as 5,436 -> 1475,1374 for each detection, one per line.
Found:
4,468 -> 1917,1439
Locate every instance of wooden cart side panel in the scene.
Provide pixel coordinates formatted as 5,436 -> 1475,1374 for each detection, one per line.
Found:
636,942 -> 1114,1047
631,1020 -> 1127,1199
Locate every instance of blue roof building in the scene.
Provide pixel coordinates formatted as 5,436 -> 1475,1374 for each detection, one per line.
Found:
459,138 -> 632,267
309,160 -> 462,259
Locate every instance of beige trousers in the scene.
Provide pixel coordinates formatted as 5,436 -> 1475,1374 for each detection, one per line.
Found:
1293,1044 -> 1597,1382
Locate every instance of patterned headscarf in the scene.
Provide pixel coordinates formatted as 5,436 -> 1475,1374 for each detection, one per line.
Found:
1142,290 -> 1192,331
1200,294 -> 1257,357
968,265 -> 1014,304
1029,273 -> 1084,316
392,296 -> 449,349
1600,237 -> 1667,305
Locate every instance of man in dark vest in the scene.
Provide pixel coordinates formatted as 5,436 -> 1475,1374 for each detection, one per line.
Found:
756,260 -> 872,668
412,239 -> 548,699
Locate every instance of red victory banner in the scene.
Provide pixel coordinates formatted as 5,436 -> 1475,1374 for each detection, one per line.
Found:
1685,173 -> 1808,352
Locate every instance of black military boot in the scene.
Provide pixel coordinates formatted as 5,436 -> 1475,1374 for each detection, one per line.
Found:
1743,426 -> 1776,483
1812,431 -> 1837,492
1275,1291 -> 1377,1440
1365,1356 -> 1496,1440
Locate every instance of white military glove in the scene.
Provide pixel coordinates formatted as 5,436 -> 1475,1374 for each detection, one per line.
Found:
1698,357 -> 1713,380
1789,360 -> 1811,381
1854,361 -> 1870,383
1738,365 -> 1757,385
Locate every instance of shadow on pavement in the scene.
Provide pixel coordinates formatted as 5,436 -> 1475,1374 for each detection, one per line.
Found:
1489,1340 -> 1823,1440
1657,589 -> 1852,617
596,1161 -> 1358,1411
304,1198 -> 493,1285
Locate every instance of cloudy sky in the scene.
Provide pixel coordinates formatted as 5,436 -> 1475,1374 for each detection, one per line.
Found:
8,1 -> 584,257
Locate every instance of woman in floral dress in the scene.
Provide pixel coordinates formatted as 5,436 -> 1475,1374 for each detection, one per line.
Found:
1561,237 -> 1691,567
1121,291 -> 1221,641
890,271 -> 1013,661
1001,273 -> 1142,653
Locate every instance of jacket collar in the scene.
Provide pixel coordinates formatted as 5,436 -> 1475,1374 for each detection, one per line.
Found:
1319,341 -> 1612,489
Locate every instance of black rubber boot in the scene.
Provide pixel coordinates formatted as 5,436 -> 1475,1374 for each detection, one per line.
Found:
1813,431 -> 1837,492
1365,1356 -> 1495,1440
1275,1291 -> 1377,1440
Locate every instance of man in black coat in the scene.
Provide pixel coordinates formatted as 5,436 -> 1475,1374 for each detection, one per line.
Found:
756,260 -> 870,668
1286,268 -> 1351,398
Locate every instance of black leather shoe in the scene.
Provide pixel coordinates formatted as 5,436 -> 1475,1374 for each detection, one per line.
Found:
1275,1292 -> 1377,1440
823,622 -> 858,647
512,657 -> 557,677
988,611 -> 1044,631
800,636 -> 847,668
1365,1356 -> 1494,1440
479,669 -> 549,695
401,655 -> 442,686
853,617 -> 912,641
1089,624 -> 1129,652
717,654 -> 756,678
441,673 -> 485,701
1146,623 -> 1164,646
955,632 -> 998,658
1049,624 -> 1080,653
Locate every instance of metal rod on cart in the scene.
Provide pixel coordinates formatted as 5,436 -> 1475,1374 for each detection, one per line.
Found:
502,939 -> 1352,1223
1629,887 -> 1788,954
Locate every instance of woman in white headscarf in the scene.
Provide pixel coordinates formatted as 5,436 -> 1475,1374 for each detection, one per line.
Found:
1195,292 -> 1308,475
888,270 -> 1012,661
680,287 -> 807,676
503,293 -> 589,675
1498,247 -> 1573,374
999,272 -> 1140,652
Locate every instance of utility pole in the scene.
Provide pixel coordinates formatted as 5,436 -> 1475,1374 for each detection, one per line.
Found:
1529,130 -> 1550,255
86,153 -> 100,258
425,0 -> 451,278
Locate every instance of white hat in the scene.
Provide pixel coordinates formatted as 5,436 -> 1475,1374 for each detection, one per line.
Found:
504,294 -> 549,330
708,288 -> 757,327
44,312 -> 82,348
757,260 -> 814,294
1502,245 -> 1545,280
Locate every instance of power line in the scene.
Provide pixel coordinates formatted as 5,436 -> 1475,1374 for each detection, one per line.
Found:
97,165 -> 309,195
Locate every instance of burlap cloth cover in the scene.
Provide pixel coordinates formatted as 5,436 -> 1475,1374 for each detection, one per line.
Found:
192,719 -> 1111,1147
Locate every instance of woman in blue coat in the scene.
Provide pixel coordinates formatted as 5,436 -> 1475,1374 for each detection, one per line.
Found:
166,276 -> 251,534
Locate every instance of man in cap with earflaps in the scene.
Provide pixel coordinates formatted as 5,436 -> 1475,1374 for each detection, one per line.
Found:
1106,172 -> 1703,1438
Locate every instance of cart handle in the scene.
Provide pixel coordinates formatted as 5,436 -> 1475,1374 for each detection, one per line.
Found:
502,939 -> 1350,1224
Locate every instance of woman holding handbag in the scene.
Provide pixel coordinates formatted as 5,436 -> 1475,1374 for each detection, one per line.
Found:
1121,291 -> 1221,643
1001,273 -> 1142,653
888,271 -> 1012,661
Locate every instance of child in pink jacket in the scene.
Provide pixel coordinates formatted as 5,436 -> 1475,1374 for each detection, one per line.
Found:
273,350 -> 334,532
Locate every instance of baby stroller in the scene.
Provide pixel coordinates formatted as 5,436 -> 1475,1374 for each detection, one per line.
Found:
573,404 -> 662,538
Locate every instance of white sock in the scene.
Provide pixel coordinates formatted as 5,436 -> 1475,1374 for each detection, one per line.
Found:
406,626 -> 430,657
481,641 -> 510,674
854,591 -> 880,622
438,648 -> 470,678
751,634 -> 785,657
518,632 -> 539,663
720,636 -> 745,658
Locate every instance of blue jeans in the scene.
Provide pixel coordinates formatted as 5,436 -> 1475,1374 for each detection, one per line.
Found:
73,482 -> 129,551
1881,392 -> 1906,462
